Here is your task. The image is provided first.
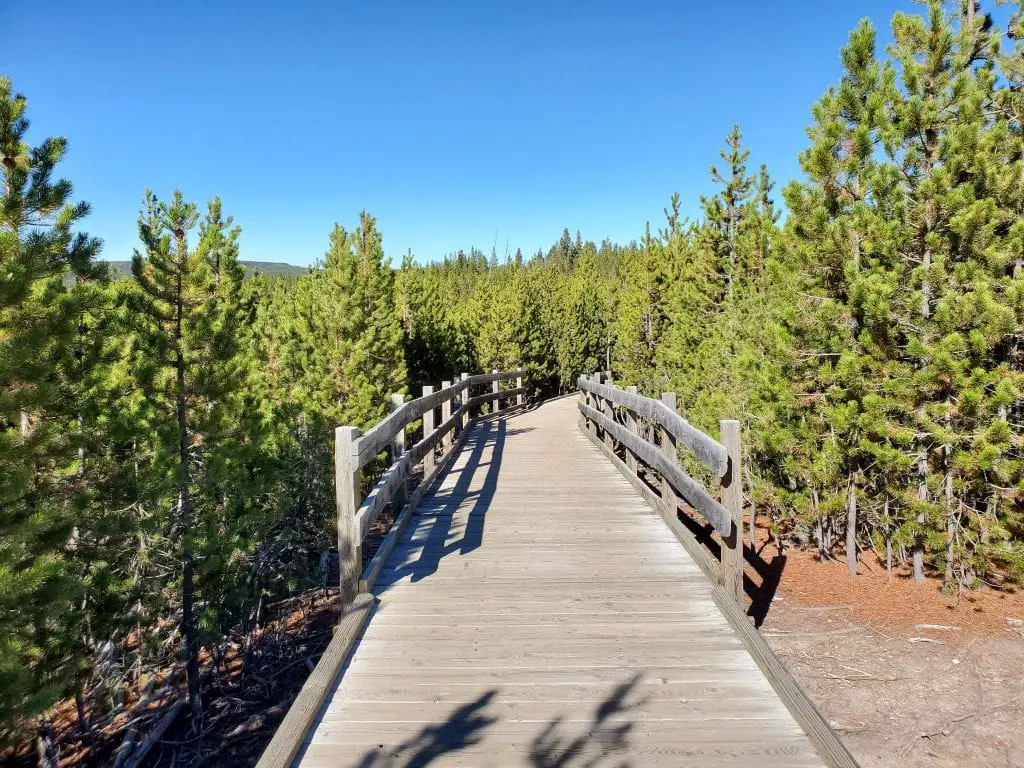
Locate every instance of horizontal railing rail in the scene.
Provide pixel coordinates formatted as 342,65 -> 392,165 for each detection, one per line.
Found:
577,372 -> 744,602
335,368 -> 526,603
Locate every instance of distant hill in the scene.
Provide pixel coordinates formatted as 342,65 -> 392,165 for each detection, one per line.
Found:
102,260 -> 308,279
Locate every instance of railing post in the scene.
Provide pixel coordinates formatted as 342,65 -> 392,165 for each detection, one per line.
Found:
390,394 -> 407,509
601,373 -> 614,450
491,368 -> 499,412
660,393 -> 678,514
422,385 -> 435,475
720,419 -> 744,604
441,381 -> 452,451
591,372 -> 602,439
625,386 -> 639,473
335,426 -> 360,604
459,372 -> 469,426
516,372 -> 524,406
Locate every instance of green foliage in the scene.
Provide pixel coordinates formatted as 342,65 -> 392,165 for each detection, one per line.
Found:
0,76 -> 105,730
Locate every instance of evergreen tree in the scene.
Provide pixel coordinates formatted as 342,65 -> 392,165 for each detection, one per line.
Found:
0,76 -> 104,731
127,191 -> 246,722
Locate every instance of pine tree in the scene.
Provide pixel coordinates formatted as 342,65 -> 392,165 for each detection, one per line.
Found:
701,125 -> 756,299
0,76 -> 105,731
127,191 -> 246,723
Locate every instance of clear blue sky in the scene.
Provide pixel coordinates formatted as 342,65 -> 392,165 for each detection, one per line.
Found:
3,0 -> 916,266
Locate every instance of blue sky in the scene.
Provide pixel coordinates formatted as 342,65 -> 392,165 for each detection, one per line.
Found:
3,0 -> 918,266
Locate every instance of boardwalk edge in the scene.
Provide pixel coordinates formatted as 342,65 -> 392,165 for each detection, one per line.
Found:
579,410 -> 861,768
255,592 -> 375,768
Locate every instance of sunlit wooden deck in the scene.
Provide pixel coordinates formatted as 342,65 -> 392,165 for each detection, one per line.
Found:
295,396 -> 828,767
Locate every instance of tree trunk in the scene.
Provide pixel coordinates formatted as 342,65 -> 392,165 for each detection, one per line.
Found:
36,721 -> 58,768
944,440 -> 955,592
175,279 -> 202,725
75,686 -> 91,738
914,436 -> 927,583
846,473 -> 857,575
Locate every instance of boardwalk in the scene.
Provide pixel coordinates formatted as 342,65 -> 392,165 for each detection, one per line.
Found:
297,395 -> 825,767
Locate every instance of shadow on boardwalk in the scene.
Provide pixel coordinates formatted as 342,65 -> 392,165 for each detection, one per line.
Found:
376,418 -> 535,586
354,675 -> 644,768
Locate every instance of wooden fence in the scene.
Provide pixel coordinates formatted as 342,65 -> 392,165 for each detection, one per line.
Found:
335,368 -> 526,602
577,372 -> 745,602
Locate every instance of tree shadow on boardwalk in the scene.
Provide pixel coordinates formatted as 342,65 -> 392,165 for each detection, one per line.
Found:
377,417 -> 535,586
352,690 -> 498,768
354,675 -> 644,768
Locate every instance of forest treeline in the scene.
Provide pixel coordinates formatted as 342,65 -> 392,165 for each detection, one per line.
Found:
1,0 -> 1022,754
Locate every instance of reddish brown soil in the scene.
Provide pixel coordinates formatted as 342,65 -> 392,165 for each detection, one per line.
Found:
763,542 -> 1024,637
754,524 -> 1024,768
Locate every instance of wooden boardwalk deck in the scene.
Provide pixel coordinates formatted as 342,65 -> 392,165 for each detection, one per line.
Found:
297,395 -> 826,767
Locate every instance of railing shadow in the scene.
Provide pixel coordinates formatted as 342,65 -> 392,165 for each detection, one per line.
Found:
665,497 -> 786,627
354,675 -> 644,768
375,417 -> 534,587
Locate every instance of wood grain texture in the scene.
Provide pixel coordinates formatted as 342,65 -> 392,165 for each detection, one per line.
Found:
295,396 -> 833,768
353,370 -> 523,468
578,376 -> 729,475
256,594 -> 374,768
334,426 -> 360,605
578,401 -> 731,535
720,419 -> 744,603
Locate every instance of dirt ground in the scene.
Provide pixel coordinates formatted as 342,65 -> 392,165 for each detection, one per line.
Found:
758,542 -> 1024,768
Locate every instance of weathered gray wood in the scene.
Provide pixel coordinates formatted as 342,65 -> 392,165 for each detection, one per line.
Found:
578,401 -> 731,535
491,368 -> 500,412
390,393 -> 407,509
661,392 -> 678,513
255,594 -> 375,768
441,381 -> 452,450
353,370 -> 524,468
712,587 -> 861,768
335,426 -> 361,605
421,385 -> 435,475
578,376 -> 728,476
516,374 -> 524,406
465,386 -> 526,411
459,373 -> 469,430
625,386 -> 639,473
353,385 -> 457,469
580,415 -> 722,584
408,402 -> 467,467
720,419 -> 744,604
352,453 -> 416,543
602,375 -> 615,449
298,397 -> 830,768
360,411 -> 481,593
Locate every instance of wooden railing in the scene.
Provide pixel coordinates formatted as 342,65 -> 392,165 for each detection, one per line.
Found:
577,372 -> 744,602
335,368 -> 526,602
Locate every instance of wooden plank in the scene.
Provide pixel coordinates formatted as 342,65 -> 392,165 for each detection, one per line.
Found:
390,393 -> 407,509
352,370 -> 524,469
255,593 -> 374,768
624,385 -> 639,472
577,401 -> 731,534
298,396 -> 834,768
422,384 -> 435,475
441,381 -> 452,450
359,413 -> 482,593
712,587 -> 861,768
465,386 -> 526,411
720,419 -> 744,603
661,392 -> 678,513
334,426 -> 360,604
578,376 -> 728,475
578,417 -> 722,583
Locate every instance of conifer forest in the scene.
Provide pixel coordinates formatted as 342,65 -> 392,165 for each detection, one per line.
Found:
2,1 -> 1024,764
